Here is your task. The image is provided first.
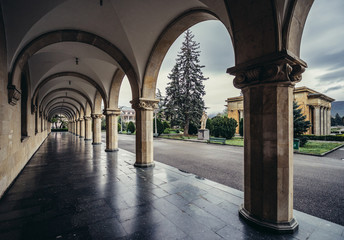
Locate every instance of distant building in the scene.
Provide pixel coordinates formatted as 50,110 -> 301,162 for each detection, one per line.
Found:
226,87 -> 335,135
120,106 -> 135,123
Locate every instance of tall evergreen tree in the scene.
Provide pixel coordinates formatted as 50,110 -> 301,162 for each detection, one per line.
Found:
293,101 -> 311,137
164,29 -> 207,136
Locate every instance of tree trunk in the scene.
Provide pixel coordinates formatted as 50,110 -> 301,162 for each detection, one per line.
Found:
183,118 -> 189,136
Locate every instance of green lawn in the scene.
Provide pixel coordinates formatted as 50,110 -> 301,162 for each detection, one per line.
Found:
225,137 -> 244,146
299,141 -> 343,155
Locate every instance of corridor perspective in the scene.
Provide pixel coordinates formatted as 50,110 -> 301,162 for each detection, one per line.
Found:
0,132 -> 343,239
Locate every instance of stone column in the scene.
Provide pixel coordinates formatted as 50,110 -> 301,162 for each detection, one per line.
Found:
104,109 -> 121,152
228,58 -> 305,233
75,120 -> 80,136
40,111 -> 44,132
84,116 -> 92,141
323,108 -> 327,135
131,98 -> 159,167
320,107 -> 324,135
92,114 -> 102,145
327,108 -> 331,135
79,118 -> 85,138
313,106 -> 320,135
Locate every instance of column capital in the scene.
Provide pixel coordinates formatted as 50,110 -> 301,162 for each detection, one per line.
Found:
84,116 -> 92,120
103,108 -> 121,116
79,118 -> 84,122
130,98 -> 159,111
227,52 -> 306,89
91,113 -> 103,119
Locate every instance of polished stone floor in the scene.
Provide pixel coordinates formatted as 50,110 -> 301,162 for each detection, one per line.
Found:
0,133 -> 343,240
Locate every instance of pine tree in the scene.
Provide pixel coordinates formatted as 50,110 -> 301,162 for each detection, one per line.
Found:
293,101 -> 311,137
164,29 -> 207,136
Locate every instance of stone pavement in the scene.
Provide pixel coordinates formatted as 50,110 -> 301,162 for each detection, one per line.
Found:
0,132 -> 343,239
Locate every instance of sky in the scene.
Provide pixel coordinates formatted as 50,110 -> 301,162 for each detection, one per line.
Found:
119,0 -> 344,115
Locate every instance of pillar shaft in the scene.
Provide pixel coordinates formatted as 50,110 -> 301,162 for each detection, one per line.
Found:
84,116 -> 92,140
76,120 -> 80,136
314,106 -> 320,135
228,57 -> 305,233
79,119 -> 85,138
131,98 -> 159,167
92,114 -> 102,145
328,108 -> 330,135
104,109 -> 120,152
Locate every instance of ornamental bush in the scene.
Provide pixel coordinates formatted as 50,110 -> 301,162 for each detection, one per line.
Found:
210,116 -> 237,139
127,121 -> 136,133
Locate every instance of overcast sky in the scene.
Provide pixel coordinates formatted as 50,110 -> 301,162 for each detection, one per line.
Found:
119,0 -> 344,114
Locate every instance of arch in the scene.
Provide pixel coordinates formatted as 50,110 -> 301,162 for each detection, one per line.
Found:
46,102 -> 80,118
93,90 -> 103,114
48,107 -> 75,120
142,9 -> 221,98
108,69 -> 125,109
9,30 -> 140,104
32,72 -> 108,112
48,109 -> 73,121
39,88 -> 93,113
85,102 -> 92,116
43,96 -> 85,115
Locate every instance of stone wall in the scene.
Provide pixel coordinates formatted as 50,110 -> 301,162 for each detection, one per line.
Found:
0,9 -> 48,198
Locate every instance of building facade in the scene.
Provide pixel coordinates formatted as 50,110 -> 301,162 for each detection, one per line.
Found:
226,87 -> 334,135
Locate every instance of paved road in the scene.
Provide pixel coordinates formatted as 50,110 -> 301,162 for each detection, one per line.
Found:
108,134 -> 344,226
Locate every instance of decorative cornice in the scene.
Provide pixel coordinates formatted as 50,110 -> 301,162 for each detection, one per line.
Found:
130,98 -> 159,111
103,108 -> 121,116
7,85 -> 21,106
227,52 -> 306,89
91,113 -> 103,119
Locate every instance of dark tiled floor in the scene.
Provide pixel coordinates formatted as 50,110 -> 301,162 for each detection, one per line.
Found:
0,132 -> 343,240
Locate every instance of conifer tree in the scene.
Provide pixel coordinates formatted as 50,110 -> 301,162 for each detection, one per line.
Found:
293,101 -> 311,137
164,29 -> 207,136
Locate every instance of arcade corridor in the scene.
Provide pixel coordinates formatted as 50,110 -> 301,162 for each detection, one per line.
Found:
0,132 -> 343,239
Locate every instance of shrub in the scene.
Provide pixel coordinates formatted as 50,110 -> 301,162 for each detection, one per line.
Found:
239,118 -> 244,137
303,135 -> 344,141
163,121 -> 170,130
127,121 -> 136,133
153,118 -> 165,135
298,136 -> 308,147
210,116 -> 237,139
51,128 -> 68,132
188,122 -> 198,135
206,118 -> 213,132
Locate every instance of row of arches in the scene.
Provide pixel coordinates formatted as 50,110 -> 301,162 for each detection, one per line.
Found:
0,0 -> 315,234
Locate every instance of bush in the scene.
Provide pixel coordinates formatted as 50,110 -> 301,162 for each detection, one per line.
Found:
51,128 -> 68,132
163,121 -> 170,130
188,122 -> 198,135
101,118 -> 106,130
210,116 -> 237,139
153,118 -> 165,135
303,135 -> 344,141
206,118 -> 213,132
239,118 -> 244,137
127,121 -> 136,133
298,136 -> 308,147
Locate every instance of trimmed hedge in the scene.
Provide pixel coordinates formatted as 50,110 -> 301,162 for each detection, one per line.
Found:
303,135 -> 344,141
51,128 -> 68,132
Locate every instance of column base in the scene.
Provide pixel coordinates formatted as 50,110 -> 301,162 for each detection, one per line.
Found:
105,148 -> 119,152
92,142 -> 102,145
79,136 -> 84,139
134,162 -> 155,168
239,205 -> 298,234
84,138 -> 92,141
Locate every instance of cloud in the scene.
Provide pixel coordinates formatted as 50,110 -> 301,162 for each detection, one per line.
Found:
315,68 -> 344,83
324,85 -> 344,93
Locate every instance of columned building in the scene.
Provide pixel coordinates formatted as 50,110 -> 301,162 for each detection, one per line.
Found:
226,87 -> 334,135
0,0 -> 315,233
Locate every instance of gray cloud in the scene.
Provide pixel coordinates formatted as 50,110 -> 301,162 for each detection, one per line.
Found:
324,85 -> 344,93
316,68 -> 344,83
